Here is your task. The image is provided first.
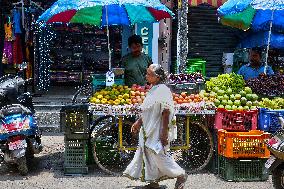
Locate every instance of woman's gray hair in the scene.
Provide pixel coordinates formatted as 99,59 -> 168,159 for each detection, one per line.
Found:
149,64 -> 168,83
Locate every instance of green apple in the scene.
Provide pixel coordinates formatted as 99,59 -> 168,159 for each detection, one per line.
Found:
234,100 -> 241,106
218,105 -> 225,109
221,100 -> 228,106
241,97 -> 247,106
225,105 -> 232,110
230,94 -> 236,101
235,94 -> 242,100
223,94 -> 230,101
245,87 -> 253,94
238,106 -> 244,111
226,88 -> 233,95
214,99 -> 221,106
244,106 -> 250,110
240,90 -> 246,97
227,100 -> 234,106
232,105 -> 238,110
246,101 -> 253,107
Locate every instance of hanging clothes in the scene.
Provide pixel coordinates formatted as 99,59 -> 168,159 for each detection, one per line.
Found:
13,9 -> 22,34
2,41 -> 13,64
4,23 -> 13,41
13,35 -> 23,65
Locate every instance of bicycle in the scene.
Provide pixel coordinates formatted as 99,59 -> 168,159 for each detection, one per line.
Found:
72,82 -> 214,176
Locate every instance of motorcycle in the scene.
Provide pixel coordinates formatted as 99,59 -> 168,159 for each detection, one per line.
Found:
264,115 -> 284,189
0,75 -> 42,175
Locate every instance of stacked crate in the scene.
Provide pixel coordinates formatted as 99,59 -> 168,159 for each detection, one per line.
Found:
60,104 -> 91,175
214,108 -> 270,181
258,108 -> 284,133
186,58 -> 206,76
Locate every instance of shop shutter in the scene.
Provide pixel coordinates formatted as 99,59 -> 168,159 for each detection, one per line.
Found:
187,5 -> 242,77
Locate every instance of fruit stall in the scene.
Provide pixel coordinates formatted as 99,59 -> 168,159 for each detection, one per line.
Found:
61,71 -> 284,181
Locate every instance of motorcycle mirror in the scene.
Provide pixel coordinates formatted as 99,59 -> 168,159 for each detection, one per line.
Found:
279,117 -> 284,128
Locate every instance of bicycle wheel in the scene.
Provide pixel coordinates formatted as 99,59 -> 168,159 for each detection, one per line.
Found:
92,116 -> 136,176
173,116 -> 214,174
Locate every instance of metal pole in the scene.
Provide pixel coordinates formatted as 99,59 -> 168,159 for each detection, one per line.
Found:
264,10 -> 274,74
106,6 -> 112,70
177,0 -> 188,73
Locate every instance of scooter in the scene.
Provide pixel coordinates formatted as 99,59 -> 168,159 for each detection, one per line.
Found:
0,75 -> 42,175
264,115 -> 284,189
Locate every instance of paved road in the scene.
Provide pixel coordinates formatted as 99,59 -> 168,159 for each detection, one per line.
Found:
0,133 -> 274,189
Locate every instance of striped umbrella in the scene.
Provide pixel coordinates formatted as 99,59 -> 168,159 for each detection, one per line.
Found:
37,0 -> 173,26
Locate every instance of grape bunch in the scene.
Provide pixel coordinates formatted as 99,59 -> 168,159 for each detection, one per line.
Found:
206,73 -> 245,93
246,74 -> 284,97
168,73 -> 204,84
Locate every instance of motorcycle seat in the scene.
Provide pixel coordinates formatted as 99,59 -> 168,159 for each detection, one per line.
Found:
0,105 -> 31,117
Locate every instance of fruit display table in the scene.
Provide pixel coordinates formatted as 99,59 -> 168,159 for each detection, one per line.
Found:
89,103 -> 216,116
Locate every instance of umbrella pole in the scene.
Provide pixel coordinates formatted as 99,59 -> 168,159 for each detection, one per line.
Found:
264,10 -> 274,74
106,6 -> 111,70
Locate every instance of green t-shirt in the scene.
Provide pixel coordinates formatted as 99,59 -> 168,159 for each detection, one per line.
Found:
121,53 -> 152,87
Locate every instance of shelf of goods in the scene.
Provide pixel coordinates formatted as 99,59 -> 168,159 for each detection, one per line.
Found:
49,26 -> 122,84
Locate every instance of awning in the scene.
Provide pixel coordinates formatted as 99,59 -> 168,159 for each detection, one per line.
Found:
189,0 -> 228,8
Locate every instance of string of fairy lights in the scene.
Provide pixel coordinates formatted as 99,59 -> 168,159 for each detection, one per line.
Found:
34,22 -> 56,91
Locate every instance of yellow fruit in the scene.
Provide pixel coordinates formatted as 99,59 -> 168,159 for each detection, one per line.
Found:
124,86 -> 129,89
95,99 -> 101,104
105,95 -> 110,100
120,99 -> 126,104
97,95 -> 103,99
115,91 -> 120,96
93,92 -> 99,97
123,94 -> 130,99
90,97 -> 95,103
108,100 -> 114,105
110,95 -> 116,100
118,95 -> 123,99
126,99 -> 132,104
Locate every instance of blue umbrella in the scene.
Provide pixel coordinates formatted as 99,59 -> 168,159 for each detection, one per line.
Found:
239,31 -> 284,49
218,0 -> 284,73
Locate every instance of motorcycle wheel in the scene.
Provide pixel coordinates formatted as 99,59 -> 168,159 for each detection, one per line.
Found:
273,164 -> 284,189
17,157 -> 28,176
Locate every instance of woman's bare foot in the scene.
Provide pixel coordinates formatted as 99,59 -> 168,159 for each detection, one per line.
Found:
174,174 -> 188,189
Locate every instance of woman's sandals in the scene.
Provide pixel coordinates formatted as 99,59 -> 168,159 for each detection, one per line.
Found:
174,174 -> 188,189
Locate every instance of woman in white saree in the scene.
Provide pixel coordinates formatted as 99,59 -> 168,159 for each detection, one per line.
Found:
123,64 -> 188,189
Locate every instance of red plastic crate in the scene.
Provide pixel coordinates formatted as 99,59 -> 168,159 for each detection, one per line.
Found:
215,108 -> 258,131
218,129 -> 270,159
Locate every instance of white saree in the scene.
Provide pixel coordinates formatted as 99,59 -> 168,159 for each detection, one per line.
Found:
123,84 -> 185,182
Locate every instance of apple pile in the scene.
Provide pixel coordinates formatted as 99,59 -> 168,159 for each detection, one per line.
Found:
130,84 -> 151,105
213,86 -> 260,110
172,92 -> 214,105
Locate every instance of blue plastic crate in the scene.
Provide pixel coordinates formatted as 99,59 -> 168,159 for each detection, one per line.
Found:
258,108 -> 284,132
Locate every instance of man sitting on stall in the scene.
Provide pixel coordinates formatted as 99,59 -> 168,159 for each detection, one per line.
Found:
238,47 -> 274,80
121,34 -> 152,87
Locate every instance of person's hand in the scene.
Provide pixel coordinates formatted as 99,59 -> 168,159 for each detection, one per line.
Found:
259,73 -> 266,77
160,132 -> 168,147
131,122 -> 140,134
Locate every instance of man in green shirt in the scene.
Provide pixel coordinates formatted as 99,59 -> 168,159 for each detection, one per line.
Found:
121,34 -> 152,87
